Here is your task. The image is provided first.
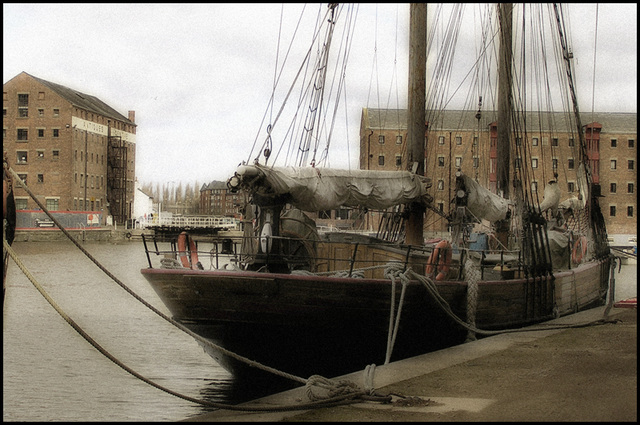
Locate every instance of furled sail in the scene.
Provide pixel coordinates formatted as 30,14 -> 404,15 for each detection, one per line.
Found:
539,181 -> 561,214
230,164 -> 432,212
460,173 -> 512,222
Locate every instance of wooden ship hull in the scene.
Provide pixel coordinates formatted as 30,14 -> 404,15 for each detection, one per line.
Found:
141,238 -> 610,381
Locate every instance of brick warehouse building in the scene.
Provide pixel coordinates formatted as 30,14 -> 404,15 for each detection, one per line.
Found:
199,107 -> 636,239
3,72 -> 136,226
360,108 -> 637,239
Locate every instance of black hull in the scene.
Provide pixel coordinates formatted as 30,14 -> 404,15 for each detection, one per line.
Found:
141,258 -> 609,382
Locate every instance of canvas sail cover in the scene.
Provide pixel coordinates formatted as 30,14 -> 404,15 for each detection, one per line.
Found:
460,174 -> 512,222
234,164 -> 432,212
539,181 -> 561,214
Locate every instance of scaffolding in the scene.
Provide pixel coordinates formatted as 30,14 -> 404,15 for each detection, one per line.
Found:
107,135 -> 128,225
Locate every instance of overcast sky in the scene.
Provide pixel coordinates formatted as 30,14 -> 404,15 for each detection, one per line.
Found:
4,3 -> 637,187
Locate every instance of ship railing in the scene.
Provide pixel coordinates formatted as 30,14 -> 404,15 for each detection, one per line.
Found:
142,233 -> 525,281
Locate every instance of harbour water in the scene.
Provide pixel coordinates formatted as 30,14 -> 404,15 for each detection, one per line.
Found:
3,240 -> 284,422
3,239 -> 637,421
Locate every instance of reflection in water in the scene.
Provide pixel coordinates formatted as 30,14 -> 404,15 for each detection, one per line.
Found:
193,376 -> 301,417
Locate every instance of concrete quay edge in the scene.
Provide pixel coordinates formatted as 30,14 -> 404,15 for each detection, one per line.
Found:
184,304 -> 637,422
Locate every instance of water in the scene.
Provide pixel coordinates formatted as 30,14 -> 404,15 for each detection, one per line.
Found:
2,240 -> 281,422
3,240 -> 637,421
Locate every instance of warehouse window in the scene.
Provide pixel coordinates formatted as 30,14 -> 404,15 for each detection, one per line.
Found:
46,198 -> 59,211
17,173 -> 27,187
15,198 -> 28,210
17,129 -> 28,141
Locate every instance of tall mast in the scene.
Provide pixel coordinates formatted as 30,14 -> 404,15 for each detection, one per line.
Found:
496,3 -> 513,199
405,3 -> 427,246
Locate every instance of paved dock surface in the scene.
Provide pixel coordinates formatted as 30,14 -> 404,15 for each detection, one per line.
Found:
185,305 -> 636,422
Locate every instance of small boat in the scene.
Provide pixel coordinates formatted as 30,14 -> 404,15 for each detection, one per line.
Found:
141,4 -> 612,384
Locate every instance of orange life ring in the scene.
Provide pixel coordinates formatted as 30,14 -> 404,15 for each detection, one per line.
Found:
571,236 -> 588,265
426,240 -> 452,281
177,231 -> 199,269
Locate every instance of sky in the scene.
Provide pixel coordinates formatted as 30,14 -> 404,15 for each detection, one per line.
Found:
3,3 -> 637,187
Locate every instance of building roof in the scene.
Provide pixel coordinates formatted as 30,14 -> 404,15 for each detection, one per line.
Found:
21,72 -> 135,125
363,108 -> 637,134
201,180 -> 228,191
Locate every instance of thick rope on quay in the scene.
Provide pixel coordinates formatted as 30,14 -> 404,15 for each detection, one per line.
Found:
4,238 -> 392,412
4,164 -> 393,412
4,162 -> 620,413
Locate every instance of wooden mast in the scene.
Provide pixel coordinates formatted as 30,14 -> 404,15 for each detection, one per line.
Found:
494,3 -> 513,249
405,3 -> 427,246
496,3 -> 513,199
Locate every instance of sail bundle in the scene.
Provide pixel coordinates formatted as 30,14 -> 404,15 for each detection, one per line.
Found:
233,164 -> 432,212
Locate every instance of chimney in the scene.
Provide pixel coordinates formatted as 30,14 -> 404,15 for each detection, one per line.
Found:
128,110 -> 135,123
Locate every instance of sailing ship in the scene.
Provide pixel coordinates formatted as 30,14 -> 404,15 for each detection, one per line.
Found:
141,4 -> 611,384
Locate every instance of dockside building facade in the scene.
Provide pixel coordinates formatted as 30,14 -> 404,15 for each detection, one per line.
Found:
3,72 -> 136,226
360,108 -> 637,237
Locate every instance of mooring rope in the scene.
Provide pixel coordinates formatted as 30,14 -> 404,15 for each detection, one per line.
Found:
3,238 -> 391,411
383,262 -> 410,364
464,256 -> 480,342
3,164 -> 390,412
2,164 -> 306,385
405,267 -> 620,336
4,161 -> 619,412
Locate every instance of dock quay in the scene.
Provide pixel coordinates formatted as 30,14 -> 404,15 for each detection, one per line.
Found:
185,305 -> 636,422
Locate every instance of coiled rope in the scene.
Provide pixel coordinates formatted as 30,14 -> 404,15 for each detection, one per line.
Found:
3,164 -> 389,411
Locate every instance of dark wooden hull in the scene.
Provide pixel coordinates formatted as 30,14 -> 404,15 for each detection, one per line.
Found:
140,258 -> 609,381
